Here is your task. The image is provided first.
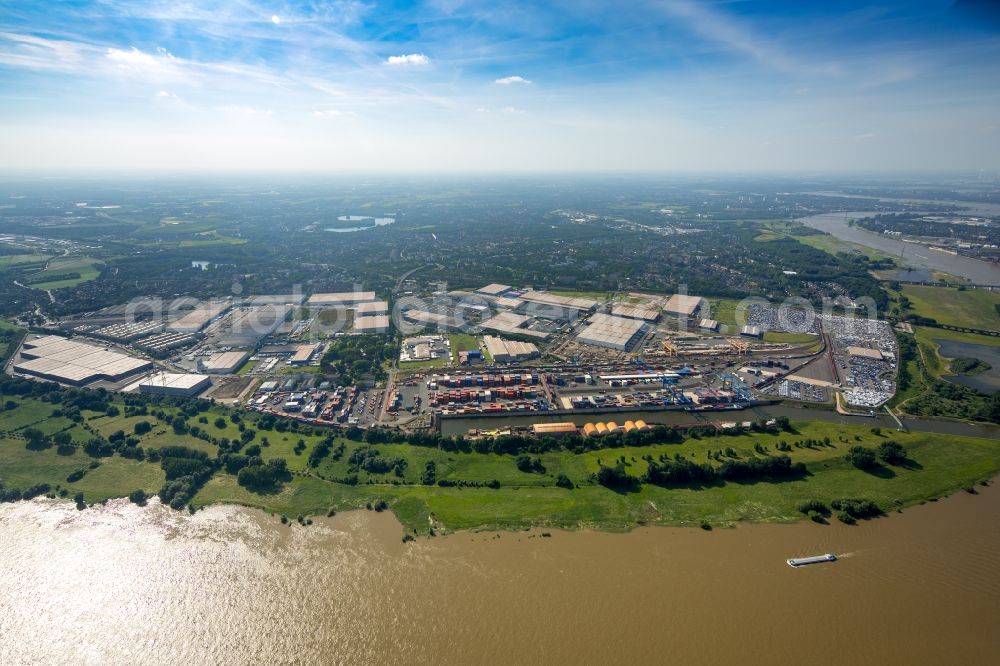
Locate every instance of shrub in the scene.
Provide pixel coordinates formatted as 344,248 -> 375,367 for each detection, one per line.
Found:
797,499 -> 827,515
846,446 -> 878,470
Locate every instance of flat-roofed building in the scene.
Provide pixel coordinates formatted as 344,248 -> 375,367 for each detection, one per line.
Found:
199,350 -> 250,374
476,283 -> 512,296
518,290 -> 597,313
307,291 -> 377,306
353,301 -> 388,316
699,318 -> 720,332
353,314 -> 390,333
137,372 -> 211,397
289,344 -> 320,366
663,294 -> 704,318
532,422 -> 578,437
14,335 -> 153,386
611,304 -> 660,321
168,301 -> 232,333
740,325 -> 763,339
403,309 -> 464,330
242,294 -> 306,306
483,335 -> 540,363
479,311 -> 550,339
575,313 -> 645,351
216,304 -> 291,347
90,320 -> 163,342
134,331 -> 200,354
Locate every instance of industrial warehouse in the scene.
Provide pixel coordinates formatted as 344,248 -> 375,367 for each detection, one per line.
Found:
12,335 -> 152,386
663,294 -> 705,318
168,300 -> 232,333
134,372 -> 212,397
306,291 -> 377,306
482,336 -> 540,363
353,314 -> 390,333
575,313 -> 646,351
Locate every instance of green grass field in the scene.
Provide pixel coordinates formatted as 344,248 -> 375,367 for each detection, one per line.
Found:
3,391 -> 999,533
27,256 -> 103,290
795,232 -> 896,262
448,333 -> 479,363
704,298 -> 743,330
550,289 -> 612,302
191,424 -> 1000,531
399,358 -> 448,369
0,253 -> 53,269
898,285 -> 1000,331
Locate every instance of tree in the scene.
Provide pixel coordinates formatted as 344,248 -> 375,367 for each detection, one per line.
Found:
846,446 -> 878,470
555,473 -> 574,489
877,440 -> 907,465
594,464 -> 637,489
128,489 -> 148,505
171,415 -> 189,434
22,428 -> 50,450
134,421 -> 153,435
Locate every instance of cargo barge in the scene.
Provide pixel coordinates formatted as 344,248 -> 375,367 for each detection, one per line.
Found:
787,554 -> 837,568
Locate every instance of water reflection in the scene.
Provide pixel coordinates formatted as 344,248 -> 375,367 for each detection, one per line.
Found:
2,485 -> 999,665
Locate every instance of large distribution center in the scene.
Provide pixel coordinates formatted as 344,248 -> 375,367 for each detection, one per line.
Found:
89,320 -> 164,342
353,301 -> 389,316
168,301 -> 232,333
479,311 -> 550,339
13,335 -> 153,386
214,304 -> 291,347
575,313 -> 645,351
517,291 -> 598,313
307,291 -> 377,306
199,350 -> 250,374
403,309 -> 464,329
354,314 -> 390,333
476,283 -> 512,296
611,303 -> 660,321
137,372 -> 211,397
663,294 -> 705,318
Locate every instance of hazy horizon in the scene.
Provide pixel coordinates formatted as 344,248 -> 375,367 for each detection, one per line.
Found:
2,0 -> 1000,173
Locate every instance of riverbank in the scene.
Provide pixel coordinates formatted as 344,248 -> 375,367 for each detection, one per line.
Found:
797,211 -> 1000,285
3,389 -> 999,533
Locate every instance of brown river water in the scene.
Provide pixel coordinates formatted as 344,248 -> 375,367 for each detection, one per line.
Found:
2,485 -> 1000,665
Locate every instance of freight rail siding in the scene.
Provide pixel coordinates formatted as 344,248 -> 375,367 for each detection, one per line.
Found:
435,399 -> 778,422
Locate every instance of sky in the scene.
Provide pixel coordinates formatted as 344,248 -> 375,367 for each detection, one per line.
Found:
0,0 -> 999,173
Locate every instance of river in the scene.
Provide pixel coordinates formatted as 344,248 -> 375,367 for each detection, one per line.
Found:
439,403 -> 1000,439
797,211 -> 1000,285
2,483 -> 999,665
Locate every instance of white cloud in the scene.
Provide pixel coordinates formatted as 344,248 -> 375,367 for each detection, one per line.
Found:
271,15 -> 281,25
386,53 -> 429,66
312,109 -> 357,118
155,90 -> 178,99
495,75 -> 531,85
500,106 -> 525,115
221,105 -> 274,116
106,46 -> 175,69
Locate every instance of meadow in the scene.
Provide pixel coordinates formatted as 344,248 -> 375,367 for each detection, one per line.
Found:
2,393 -> 998,534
